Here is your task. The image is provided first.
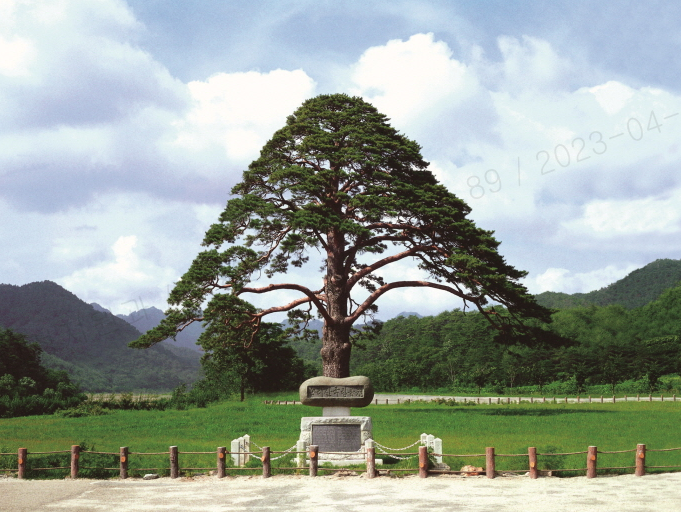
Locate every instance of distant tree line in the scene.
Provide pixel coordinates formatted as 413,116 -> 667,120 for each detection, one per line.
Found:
348,285 -> 681,395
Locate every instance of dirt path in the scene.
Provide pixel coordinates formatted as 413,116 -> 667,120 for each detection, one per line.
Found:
2,473 -> 681,512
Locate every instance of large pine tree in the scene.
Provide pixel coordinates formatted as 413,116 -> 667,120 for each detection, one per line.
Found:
132,94 -> 548,378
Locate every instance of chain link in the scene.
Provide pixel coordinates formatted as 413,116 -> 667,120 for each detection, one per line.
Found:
270,444 -> 299,461
373,439 -> 421,451
245,439 -> 298,461
252,437 -> 423,462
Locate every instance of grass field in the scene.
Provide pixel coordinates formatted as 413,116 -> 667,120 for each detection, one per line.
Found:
1,395 -> 680,477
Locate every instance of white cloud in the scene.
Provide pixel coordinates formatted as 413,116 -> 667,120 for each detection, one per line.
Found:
58,235 -> 177,315
589,81 -> 635,115
527,264 -> 640,294
563,191 -> 681,238
496,35 -> 572,94
175,69 -> 317,164
350,33 -> 479,130
0,33 -> 35,77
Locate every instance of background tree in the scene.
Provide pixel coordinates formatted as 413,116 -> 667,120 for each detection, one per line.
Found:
200,321 -> 315,401
131,93 -> 549,378
0,328 -> 84,418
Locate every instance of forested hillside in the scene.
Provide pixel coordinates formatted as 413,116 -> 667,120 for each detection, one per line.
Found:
0,282 -> 200,392
535,259 -> 681,309
349,284 -> 681,394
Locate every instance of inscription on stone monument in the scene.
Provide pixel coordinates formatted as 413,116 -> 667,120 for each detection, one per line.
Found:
307,385 -> 364,399
311,424 -> 362,452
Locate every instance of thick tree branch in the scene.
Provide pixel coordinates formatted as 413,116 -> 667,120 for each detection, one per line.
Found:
345,280 -> 480,325
345,245 -> 448,292
240,283 -> 331,323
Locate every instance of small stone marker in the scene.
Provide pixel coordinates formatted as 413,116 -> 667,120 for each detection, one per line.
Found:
143,473 -> 159,480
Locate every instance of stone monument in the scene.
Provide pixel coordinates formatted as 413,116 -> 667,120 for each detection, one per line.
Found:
298,375 -> 374,464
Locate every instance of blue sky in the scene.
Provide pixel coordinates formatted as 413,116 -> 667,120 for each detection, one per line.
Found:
1,0 -> 681,319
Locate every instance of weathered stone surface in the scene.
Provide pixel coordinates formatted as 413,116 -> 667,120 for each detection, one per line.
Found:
312,424 -> 362,452
299,416 -> 373,461
299,376 -> 374,407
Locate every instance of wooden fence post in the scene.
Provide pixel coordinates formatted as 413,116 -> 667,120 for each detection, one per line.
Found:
119,447 -> 128,479
635,444 -> 646,477
17,448 -> 26,479
217,447 -> 226,478
262,447 -> 271,478
71,445 -> 80,479
485,447 -> 495,479
418,446 -> 428,478
309,445 -> 318,477
366,447 -> 376,479
586,446 -> 597,478
170,446 -> 179,479
528,447 -> 538,479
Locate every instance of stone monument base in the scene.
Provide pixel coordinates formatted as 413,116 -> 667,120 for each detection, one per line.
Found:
299,415 -> 372,463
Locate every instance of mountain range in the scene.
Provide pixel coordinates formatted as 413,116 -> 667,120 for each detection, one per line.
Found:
0,281 -> 200,392
1,258 -> 679,392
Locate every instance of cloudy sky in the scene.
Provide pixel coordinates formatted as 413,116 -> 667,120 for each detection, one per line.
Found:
2,0 -> 681,320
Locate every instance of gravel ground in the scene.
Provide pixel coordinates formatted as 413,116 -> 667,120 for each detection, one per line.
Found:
2,472 -> 681,512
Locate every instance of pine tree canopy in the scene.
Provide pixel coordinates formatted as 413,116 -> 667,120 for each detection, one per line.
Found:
131,93 -> 549,378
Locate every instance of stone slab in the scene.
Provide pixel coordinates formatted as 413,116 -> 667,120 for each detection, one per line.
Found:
299,376 -> 374,407
312,423 -> 361,452
299,416 -> 373,461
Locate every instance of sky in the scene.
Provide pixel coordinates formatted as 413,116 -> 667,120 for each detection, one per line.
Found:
2,0 -> 681,320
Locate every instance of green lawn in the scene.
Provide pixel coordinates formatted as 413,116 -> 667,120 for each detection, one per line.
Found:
1,396 -> 680,477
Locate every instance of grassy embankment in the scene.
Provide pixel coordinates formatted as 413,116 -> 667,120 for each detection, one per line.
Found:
1,394 -> 680,477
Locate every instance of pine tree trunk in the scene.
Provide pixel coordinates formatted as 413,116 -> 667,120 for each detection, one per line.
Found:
321,321 -> 352,378
321,223 -> 352,378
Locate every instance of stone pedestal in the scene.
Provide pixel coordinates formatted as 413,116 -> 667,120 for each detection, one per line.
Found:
322,406 -> 351,417
298,376 -> 376,465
